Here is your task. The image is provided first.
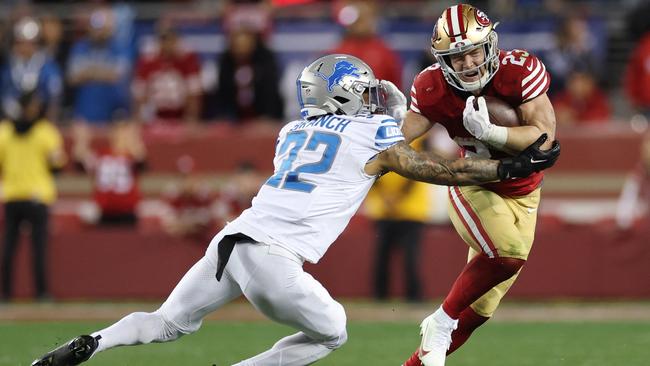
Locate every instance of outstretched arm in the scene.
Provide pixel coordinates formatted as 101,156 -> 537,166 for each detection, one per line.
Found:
365,134 -> 560,186
366,141 -> 500,186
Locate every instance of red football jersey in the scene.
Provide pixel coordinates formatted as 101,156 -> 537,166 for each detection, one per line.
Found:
410,49 -> 551,196
91,150 -> 141,216
133,51 -> 202,120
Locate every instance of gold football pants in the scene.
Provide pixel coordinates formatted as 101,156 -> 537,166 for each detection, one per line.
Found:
447,186 -> 541,317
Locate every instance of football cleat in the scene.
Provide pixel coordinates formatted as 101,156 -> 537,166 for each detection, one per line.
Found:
31,335 -> 101,366
418,308 -> 458,366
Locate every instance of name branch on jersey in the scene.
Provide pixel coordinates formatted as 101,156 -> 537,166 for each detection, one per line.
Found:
289,114 -> 352,133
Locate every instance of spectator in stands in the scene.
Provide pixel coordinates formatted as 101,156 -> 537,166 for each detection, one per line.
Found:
1,17 -> 62,123
132,23 -> 202,125
161,155 -> 218,242
624,28 -> 650,118
616,132 -> 650,230
0,90 -> 66,301
330,0 -> 403,87
364,138 -> 430,302
73,121 -> 146,226
40,15 -> 65,65
214,20 -> 283,124
544,14 -> 602,95
551,68 -> 611,126
67,7 -> 131,126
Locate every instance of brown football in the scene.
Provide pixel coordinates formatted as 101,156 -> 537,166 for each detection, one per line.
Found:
480,96 -> 522,127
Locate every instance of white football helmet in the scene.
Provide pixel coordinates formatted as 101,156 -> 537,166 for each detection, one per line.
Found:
431,4 -> 500,92
297,54 -> 385,118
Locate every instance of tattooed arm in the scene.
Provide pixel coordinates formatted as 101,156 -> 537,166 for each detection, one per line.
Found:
365,141 -> 500,186
364,134 -> 560,185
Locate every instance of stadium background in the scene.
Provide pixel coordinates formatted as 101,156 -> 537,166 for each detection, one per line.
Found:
1,0 -> 649,365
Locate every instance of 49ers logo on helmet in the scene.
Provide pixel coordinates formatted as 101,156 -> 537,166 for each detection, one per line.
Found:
475,9 -> 490,27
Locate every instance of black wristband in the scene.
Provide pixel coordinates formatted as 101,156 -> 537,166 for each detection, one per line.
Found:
498,156 -> 531,180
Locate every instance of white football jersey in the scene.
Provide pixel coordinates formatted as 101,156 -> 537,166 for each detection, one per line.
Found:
226,113 -> 404,263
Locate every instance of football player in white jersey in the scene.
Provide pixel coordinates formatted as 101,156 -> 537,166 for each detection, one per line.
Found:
31,54 -> 559,366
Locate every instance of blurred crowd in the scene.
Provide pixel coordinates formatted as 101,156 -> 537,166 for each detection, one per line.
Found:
1,0 -> 650,301
0,0 -> 648,128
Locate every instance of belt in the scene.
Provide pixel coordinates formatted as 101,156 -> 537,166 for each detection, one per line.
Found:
215,233 -> 253,281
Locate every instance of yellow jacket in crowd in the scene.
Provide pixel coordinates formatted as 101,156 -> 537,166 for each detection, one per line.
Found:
0,119 -> 66,205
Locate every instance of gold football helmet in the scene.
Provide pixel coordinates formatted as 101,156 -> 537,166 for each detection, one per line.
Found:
431,4 -> 499,92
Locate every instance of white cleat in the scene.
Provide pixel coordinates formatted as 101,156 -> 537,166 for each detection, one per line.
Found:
418,307 -> 458,366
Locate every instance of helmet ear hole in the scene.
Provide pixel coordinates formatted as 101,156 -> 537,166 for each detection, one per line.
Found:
333,96 -> 350,104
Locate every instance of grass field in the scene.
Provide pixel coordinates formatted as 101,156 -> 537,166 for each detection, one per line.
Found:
4,320 -> 649,366
3,302 -> 650,366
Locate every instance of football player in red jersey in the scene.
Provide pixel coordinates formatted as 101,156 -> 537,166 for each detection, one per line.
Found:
394,4 -> 557,366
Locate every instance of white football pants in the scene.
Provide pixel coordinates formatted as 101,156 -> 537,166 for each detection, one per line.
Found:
91,235 -> 348,365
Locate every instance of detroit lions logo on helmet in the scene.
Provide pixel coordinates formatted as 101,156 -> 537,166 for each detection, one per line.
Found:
315,60 -> 360,92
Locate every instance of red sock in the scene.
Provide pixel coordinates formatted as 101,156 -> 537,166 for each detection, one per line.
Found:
402,348 -> 422,366
442,254 -> 524,318
401,255 -> 522,366
447,307 -> 489,355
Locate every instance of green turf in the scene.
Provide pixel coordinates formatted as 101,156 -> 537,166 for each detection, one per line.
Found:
5,321 -> 650,366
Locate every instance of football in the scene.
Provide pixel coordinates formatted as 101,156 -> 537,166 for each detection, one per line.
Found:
480,96 -> 522,127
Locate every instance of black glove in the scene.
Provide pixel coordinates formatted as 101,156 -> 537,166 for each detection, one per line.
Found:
497,134 -> 561,180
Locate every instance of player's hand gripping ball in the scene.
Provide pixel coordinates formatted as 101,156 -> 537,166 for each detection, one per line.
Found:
463,96 -> 512,147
